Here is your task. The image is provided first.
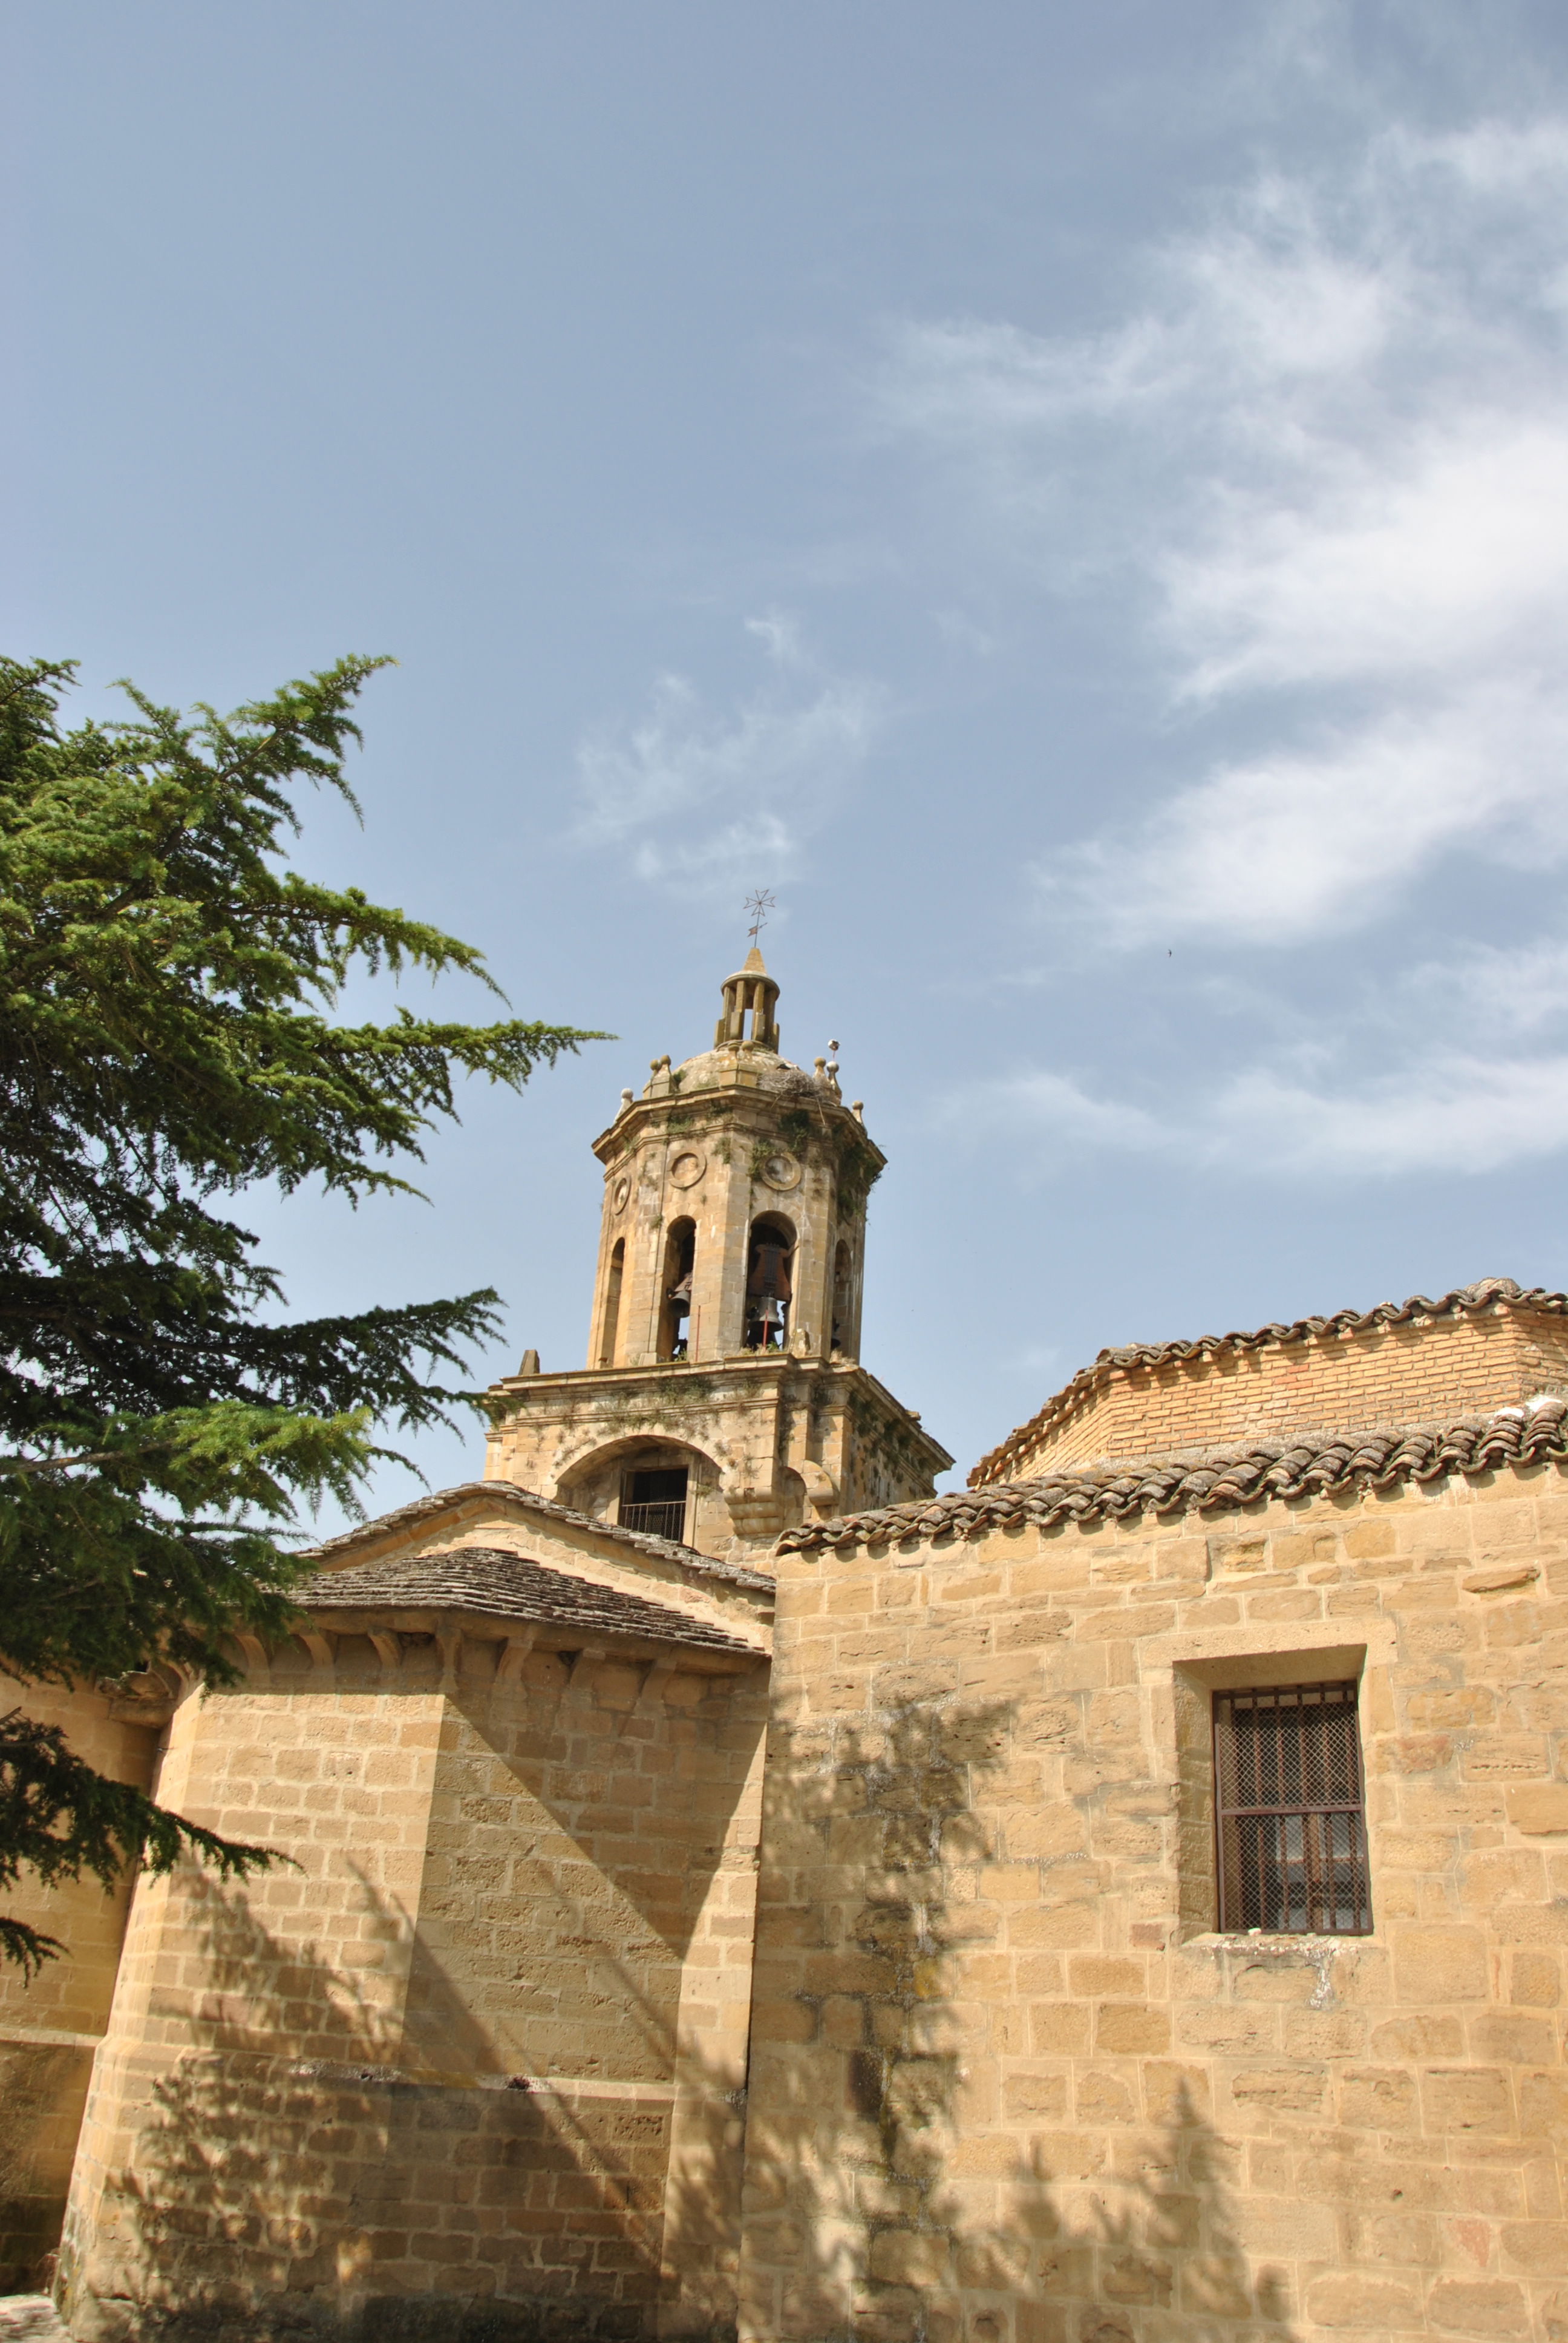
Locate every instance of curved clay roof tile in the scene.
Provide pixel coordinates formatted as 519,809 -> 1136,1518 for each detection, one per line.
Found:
777,1394 -> 1568,1558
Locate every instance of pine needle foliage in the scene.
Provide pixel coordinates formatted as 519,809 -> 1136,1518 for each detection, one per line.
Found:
0,653 -> 604,1971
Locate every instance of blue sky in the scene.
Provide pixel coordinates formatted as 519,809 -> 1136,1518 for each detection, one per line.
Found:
13,1 -> 1568,1519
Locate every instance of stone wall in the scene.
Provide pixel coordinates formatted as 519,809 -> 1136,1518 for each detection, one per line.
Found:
982,1303 -> 1568,1480
58,1630 -> 768,2342
737,1458 -> 1568,2343
484,1358 -> 949,1563
0,1677 -> 159,2290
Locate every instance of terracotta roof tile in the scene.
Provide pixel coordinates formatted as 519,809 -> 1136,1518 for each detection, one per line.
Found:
970,1276 -> 1561,1487
780,1394 -> 1568,1556
299,1545 -> 766,1657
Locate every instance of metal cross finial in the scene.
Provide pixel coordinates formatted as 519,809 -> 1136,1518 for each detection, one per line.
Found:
743,888 -> 776,946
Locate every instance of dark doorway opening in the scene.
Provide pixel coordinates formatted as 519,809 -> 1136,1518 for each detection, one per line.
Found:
619,1465 -> 690,1542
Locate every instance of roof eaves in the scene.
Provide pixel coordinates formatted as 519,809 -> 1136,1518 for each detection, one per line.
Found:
787,1394 -> 1568,1556
298,1545 -> 768,1658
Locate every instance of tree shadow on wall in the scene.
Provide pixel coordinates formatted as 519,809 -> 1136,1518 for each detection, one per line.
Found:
68,1866 -> 700,2343
736,1690 -> 1300,2343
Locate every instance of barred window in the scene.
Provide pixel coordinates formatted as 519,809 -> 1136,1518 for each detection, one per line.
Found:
1213,1682 -> 1371,1935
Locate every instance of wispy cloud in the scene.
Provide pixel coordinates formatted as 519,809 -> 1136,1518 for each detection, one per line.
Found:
1206,1052 -> 1568,1176
573,621 -> 886,894
946,1069 -> 1165,1160
946,910 -> 1568,1178
947,1041 -> 1568,1181
1062,684 -> 1568,948
880,123 -> 1568,950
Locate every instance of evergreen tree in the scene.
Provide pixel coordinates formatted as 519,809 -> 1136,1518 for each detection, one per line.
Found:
0,653 -> 601,1970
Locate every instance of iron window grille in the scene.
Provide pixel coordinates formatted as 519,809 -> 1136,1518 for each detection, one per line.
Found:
618,1466 -> 689,1544
1213,1682 -> 1371,1936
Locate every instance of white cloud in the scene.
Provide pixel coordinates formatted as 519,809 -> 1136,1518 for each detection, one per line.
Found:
1166,422 -> 1568,700
947,1069 -> 1165,1156
880,122 -> 1568,949
1059,683 -> 1568,947
574,628 -> 887,893
1394,937 -> 1568,1036
947,1040 -> 1568,1181
1206,1054 -> 1568,1175
948,903 -> 1568,1177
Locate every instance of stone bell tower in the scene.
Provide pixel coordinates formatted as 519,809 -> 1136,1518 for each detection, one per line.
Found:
483,948 -> 952,1563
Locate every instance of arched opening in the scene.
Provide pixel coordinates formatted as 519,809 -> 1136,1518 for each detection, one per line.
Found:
743,1215 -> 794,1352
831,1237 -> 852,1355
559,1438 -> 705,1544
557,1437 -> 713,1544
659,1217 -> 696,1360
597,1237 -> 624,1368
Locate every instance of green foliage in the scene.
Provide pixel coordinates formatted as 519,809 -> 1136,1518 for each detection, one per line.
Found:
0,1709 -> 278,1976
835,1134 -> 883,1219
0,653 -> 605,1971
766,1103 -> 883,1218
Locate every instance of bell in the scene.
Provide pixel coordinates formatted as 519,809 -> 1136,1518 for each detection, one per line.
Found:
748,1244 -> 792,1300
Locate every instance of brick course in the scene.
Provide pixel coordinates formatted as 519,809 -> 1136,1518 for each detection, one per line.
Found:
974,1282 -> 1568,1484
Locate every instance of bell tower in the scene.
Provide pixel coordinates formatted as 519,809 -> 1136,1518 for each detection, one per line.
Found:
483,950 -> 952,1564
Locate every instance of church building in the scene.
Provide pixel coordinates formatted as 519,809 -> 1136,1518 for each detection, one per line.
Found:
2,952 -> 1566,2343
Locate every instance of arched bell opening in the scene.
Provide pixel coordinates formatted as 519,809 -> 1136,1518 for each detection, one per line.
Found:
831,1236 -> 852,1357
597,1237 -> 625,1368
743,1214 -> 795,1353
658,1217 -> 696,1361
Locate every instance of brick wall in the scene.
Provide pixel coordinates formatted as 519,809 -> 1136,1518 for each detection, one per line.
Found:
738,1461 -> 1568,2343
1000,1305 -> 1568,1478
0,1677 -> 159,2289
58,1629 -> 767,2342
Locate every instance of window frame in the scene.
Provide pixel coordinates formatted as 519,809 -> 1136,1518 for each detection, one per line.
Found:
1210,1679 -> 1372,1938
618,1462 -> 691,1542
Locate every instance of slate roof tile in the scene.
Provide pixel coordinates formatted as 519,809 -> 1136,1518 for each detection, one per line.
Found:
308,1479 -> 774,1591
299,1545 -> 766,1656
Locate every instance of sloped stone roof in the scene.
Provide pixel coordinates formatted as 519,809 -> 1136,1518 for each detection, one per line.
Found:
779,1394 -> 1568,1555
299,1545 -> 765,1656
308,1478 -> 774,1593
970,1276 -> 1563,1487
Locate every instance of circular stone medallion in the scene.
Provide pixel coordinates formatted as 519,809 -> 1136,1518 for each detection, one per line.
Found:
667,1148 -> 706,1190
611,1175 -> 632,1214
759,1147 -> 802,1191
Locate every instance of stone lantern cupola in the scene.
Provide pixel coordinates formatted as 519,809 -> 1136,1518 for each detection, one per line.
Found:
483,949 -> 952,1564
714,945 -> 780,1051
